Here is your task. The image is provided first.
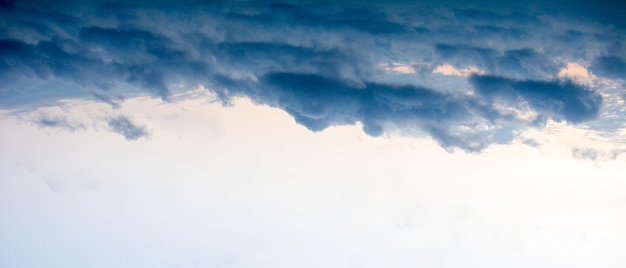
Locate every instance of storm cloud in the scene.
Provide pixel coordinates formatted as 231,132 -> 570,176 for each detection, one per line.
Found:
0,0 -> 624,151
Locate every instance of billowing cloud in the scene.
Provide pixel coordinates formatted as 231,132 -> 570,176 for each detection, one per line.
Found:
1,0 -> 624,151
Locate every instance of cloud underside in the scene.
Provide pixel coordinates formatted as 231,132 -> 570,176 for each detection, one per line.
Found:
1,0 -> 624,151
216,72 -> 602,151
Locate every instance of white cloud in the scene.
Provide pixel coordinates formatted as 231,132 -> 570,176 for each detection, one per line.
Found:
433,64 -> 485,77
519,120 -> 626,162
380,62 -> 416,74
558,62 -> 596,86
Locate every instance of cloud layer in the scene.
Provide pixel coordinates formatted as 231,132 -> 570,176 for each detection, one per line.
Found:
1,0 -> 624,150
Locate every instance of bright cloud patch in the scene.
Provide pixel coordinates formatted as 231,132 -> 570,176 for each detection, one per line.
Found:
558,62 -> 596,85
433,64 -> 485,77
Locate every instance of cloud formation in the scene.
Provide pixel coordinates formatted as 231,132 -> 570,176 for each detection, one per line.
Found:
0,0 -> 624,150
469,75 -> 602,124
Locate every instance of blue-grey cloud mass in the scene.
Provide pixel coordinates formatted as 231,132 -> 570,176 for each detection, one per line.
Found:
1,0 -> 624,151
108,115 -> 148,140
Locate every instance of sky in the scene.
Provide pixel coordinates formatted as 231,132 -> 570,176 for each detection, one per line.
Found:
0,0 -> 625,267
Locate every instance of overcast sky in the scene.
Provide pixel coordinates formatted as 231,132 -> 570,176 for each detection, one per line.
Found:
1,0 -> 625,267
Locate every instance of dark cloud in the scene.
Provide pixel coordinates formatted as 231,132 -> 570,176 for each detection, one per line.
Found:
434,45 -> 558,79
208,41 -> 364,80
212,71 -> 603,151
222,72 -> 498,151
435,44 -> 498,71
0,38 -> 123,97
108,116 -> 148,140
566,0 -> 626,30
0,0 -> 624,151
469,75 -> 602,124
220,2 -> 410,35
496,49 -> 558,79
472,25 -> 528,41
591,56 -> 626,80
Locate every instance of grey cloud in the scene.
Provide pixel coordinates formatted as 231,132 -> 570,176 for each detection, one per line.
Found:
91,91 -> 123,109
34,114 -> 85,131
435,44 -> 499,71
572,147 -> 626,161
209,41 -> 365,80
214,70 -> 604,151
215,72 -> 522,151
1,0 -> 625,151
521,139 -> 540,147
469,75 -> 602,124
30,110 -> 149,141
434,44 -> 558,79
108,116 -> 148,140
220,2 -> 410,35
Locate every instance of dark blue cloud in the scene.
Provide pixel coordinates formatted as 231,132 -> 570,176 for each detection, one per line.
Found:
220,1 -> 410,35
469,75 -> 602,123
434,44 -> 558,79
435,44 -> 498,71
211,70 -> 603,151
216,71 -> 498,151
208,41 -> 363,79
591,56 -> 626,80
0,0 -> 624,151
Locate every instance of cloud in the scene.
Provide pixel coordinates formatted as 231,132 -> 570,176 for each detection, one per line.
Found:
34,114 -> 84,131
433,45 -> 559,80
220,71 -> 499,150
571,147 -> 626,161
591,56 -> 626,80
558,62 -> 595,86
0,0 -> 624,151
215,72 -> 571,151
381,62 -> 416,74
433,64 -> 484,77
108,116 -> 148,140
469,75 -> 602,124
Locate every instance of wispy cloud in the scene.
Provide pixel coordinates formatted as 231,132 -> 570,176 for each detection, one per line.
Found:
34,114 -> 85,131
108,116 -> 148,140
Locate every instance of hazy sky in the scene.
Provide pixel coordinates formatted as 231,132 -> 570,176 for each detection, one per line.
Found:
1,0 -> 625,267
